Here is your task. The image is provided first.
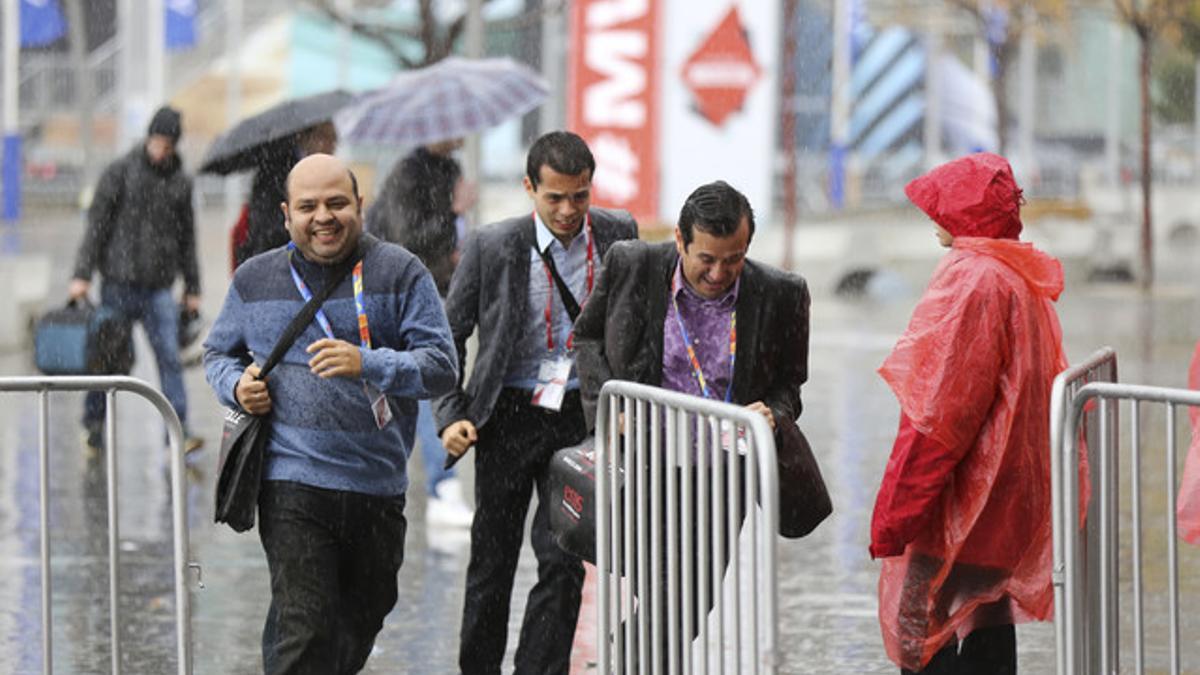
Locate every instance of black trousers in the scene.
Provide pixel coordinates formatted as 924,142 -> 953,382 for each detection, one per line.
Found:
901,624 -> 1016,675
459,389 -> 588,675
258,480 -> 408,675
619,460 -> 747,672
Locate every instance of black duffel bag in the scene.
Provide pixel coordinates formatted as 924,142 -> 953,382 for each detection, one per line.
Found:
548,438 -> 619,563
547,416 -> 832,560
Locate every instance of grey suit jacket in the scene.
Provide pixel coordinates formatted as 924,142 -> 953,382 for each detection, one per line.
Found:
433,207 -> 639,431
574,240 -> 811,430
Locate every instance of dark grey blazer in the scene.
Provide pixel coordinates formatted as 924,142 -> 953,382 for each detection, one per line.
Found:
433,207 -> 639,431
574,240 -> 811,430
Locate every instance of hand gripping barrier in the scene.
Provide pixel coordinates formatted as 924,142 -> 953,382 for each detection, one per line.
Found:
595,380 -> 779,674
0,376 -> 197,675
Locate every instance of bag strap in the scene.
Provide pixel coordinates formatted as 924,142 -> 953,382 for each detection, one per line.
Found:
536,246 -> 581,323
257,252 -> 360,379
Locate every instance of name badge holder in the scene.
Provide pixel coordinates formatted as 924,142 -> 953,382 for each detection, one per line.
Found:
533,354 -> 573,412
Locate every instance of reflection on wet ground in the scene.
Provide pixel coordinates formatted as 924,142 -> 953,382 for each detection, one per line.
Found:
0,208 -> 1197,673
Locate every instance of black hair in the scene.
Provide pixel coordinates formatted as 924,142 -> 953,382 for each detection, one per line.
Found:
526,131 -> 596,188
677,180 -> 755,247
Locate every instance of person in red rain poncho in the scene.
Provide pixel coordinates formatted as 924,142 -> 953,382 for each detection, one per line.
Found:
869,152 -> 1069,674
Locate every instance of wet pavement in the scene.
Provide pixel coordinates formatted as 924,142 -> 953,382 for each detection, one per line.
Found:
0,203 -> 1198,673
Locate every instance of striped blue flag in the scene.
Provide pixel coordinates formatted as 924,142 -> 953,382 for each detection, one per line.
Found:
165,0 -> 197,50
19,0 -> 66,48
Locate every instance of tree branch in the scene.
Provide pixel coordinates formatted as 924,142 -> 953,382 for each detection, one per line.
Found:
304,0 -> 419,69
485,0 -> 569,33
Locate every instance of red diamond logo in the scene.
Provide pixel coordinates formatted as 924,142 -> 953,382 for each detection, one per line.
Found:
681,6 -> 763,127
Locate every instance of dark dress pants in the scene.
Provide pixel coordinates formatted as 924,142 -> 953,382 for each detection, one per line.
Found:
258,480 -> 408,675
620,460 -> 747,672
459,389 -> 587,675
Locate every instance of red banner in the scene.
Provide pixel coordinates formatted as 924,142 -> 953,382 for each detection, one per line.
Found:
568,0 -> 660,224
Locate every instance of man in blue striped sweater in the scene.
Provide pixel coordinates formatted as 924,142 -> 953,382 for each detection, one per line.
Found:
203,153 -> 458,674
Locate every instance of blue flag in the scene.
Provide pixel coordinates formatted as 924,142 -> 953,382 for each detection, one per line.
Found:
165,0 -> 197,51
19,0 -> 67,48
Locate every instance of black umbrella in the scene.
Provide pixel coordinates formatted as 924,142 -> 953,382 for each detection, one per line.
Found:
199,89 -> 355,175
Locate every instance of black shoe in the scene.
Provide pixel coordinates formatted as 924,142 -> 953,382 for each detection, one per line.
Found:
83,427 -> 103,459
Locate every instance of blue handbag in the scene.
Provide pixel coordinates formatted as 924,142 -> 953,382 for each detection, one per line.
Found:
34,299 -> 133,375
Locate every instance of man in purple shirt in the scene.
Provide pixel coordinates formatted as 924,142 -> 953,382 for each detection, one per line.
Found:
574,180 -> 812,666
576,180 -> 809,431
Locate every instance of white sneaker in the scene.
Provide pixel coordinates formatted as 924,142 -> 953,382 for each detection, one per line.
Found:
426,478 -> 474,528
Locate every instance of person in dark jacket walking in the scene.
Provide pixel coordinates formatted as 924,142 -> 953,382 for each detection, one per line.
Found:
366,139 -> 473,295
232,121 -> 338,269
367,138 -> 476,529
69,105 -> 203,454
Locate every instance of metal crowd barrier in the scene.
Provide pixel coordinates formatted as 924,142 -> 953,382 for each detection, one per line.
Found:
1052,351 -> 1200,674
0,376 -> 195,675
595,380 -> 779,674
1050,347 -> 1118,675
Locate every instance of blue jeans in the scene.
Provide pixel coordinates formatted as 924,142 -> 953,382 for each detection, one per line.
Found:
83,282 -> 187,430
417,399 -> 455,497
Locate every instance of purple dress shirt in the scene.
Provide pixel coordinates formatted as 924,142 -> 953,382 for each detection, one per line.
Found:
662,262 -> 740,401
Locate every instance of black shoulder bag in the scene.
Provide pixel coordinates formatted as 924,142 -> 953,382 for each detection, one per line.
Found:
214,256 -> 358,532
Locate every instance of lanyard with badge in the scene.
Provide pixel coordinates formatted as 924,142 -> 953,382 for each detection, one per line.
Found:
671,284 -> 747,454
531,213 -> 594,412
286,242 -> 393,429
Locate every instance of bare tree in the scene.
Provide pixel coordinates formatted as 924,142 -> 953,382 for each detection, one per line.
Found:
304,0 -> 564,69
1112,0 -> 1197,288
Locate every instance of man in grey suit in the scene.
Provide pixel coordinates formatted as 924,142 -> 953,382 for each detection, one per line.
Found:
434,131 -> 638,674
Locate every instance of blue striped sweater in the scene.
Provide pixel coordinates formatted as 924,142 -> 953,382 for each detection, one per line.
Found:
203,235 -> 458,496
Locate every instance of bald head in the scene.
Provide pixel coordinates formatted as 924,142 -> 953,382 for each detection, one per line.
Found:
281,153 -> 364,265
285,153 -> 359,203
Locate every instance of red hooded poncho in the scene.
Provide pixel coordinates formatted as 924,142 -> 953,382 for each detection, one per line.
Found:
1175,340 -> 1200,544
871,153 -> 1068,670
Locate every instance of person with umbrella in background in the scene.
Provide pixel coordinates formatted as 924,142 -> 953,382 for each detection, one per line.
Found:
198,90 -> 352,270
234,121 -> 338,268
366,137 -> 476,529
69,105 -> 203,455
336,57 -> 551,539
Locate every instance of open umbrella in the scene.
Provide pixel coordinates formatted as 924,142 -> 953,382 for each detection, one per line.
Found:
335,57 -> 548,146
200,89 -> 354,175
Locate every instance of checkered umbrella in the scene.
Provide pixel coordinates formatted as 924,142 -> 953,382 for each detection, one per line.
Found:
335,57 -> 549,146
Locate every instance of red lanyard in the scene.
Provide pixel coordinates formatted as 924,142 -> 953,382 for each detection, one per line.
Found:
541,213 -> 594,352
